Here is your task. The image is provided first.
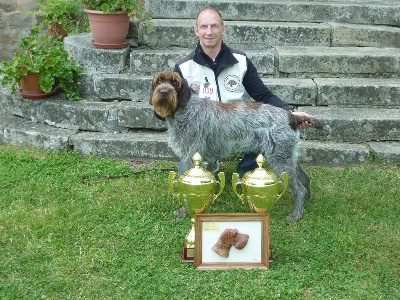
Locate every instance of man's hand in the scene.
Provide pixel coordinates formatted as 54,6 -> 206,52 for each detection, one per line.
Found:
291,111 -> 314,129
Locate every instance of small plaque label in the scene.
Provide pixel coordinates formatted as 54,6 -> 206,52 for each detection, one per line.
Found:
203,222 -> 220,231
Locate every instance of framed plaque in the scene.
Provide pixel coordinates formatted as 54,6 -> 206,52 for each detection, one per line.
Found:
194,213 -> 270,270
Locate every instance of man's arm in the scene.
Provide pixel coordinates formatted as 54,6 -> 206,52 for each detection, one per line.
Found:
242,57 -> 292,111
243,57 -> 314,129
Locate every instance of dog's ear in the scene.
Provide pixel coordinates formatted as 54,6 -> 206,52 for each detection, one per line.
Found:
177,79 -> 191,107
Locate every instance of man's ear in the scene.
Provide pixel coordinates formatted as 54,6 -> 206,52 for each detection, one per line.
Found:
177,79 -> 191,107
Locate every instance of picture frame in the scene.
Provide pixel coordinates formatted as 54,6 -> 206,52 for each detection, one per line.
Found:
194,213 -> 270,270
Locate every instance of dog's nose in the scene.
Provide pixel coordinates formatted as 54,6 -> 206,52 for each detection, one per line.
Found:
160,89 -> 168,96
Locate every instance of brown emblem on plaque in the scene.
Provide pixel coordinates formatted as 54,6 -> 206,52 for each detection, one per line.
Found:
212,228 -> 249,257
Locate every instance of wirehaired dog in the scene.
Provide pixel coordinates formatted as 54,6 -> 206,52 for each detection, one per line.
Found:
150,71 -> 331,221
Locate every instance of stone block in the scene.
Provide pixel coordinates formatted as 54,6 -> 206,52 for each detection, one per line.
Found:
141,19 -> 197,48
18,0 -> 39,12
0,0 -> 17,12
0,92 -> 42,121
224,21 -> 330,48
315,78 -> 400,107
118,102 -> 166,130
71,131 -> 176,160
246,51 -> 275,75
301,107 -> 400,142
41,100 -> 128,133
332,23 -> 400,48
7,11 -> 35,29
147,0 -> 400,26
277,46 -> 400,77
64,33 -> 130,74
261,78 -> 317,106
142,19 -> 330,49
300,140 -> 369,166
3,121 -> 76,151
92,74 -> 151,101
130,49 -> 191,74
367,141 -> 400,164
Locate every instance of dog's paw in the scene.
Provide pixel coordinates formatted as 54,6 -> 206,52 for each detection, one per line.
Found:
173,206 -> 188,218
285,212 -> 303,221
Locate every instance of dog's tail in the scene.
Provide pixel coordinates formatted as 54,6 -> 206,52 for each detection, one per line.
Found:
288,113 -> 331,133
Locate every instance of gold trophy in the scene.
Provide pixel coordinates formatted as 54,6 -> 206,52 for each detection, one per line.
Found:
232,154 -> 288,213
169,153 -> 225,262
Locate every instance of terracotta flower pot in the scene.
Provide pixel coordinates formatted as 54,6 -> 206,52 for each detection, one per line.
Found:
84,8 -> 130,49
18,72 -> 57,99
49,23 -> 68,41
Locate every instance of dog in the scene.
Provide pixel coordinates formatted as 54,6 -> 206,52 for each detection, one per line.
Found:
150,71 -> 331,221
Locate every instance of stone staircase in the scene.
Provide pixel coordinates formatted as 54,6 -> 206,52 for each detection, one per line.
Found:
1,0 -> 399,166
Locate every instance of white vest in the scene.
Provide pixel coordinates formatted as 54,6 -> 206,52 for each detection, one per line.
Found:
178,53 -> 248,103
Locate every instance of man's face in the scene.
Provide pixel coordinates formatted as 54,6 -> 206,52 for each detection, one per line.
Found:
194,9 -> 226,50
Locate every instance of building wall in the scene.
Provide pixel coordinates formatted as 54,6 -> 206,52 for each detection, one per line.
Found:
0,0 -> 39,62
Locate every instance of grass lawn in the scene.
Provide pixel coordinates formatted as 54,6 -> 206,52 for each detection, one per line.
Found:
0,143 -> 399,299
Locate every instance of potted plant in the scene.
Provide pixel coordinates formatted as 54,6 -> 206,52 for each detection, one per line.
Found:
82,0 -> 152,48
33,0 -> 89,40
0,25 -> 83,100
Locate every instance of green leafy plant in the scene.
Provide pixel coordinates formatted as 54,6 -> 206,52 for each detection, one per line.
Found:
0,25 -> 83,100
82,0 -> 152,29
34,0 -> 89,36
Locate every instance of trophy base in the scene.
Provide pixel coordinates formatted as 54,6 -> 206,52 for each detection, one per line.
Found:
181,243 -> 195,263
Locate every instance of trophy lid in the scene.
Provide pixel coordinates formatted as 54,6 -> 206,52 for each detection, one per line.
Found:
179,153 -> 215,185
242,154 -> 278,186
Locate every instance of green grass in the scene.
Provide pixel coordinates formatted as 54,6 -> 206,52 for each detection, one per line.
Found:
0,143 -> 399,299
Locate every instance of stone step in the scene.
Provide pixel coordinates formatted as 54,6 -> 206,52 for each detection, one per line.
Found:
146,0 -> 400,26
301,107 -> 400,142
141,19 -> 400,49
20,69 -> 400,108
65,35 -> 400,79
276,46 -> 400,78
1,108 -> 399,166
1,92 -> 399,143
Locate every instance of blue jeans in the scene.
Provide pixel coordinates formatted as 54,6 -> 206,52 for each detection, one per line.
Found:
237,152 -> 258,177
178,152 -> 258,177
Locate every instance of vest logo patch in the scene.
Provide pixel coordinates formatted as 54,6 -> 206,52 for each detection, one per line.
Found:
224,75 -> 240,92
190,81 -> 200,94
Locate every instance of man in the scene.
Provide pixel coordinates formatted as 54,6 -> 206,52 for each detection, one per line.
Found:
174,6 -> 312,178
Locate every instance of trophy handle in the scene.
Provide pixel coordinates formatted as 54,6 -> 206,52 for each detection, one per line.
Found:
276,172 -> 289,203
231,173 -> 244,204
168,171 -> 179,199
212,172 -> 225,203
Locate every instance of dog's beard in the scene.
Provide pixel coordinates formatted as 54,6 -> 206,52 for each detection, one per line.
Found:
152,89 -> 178,118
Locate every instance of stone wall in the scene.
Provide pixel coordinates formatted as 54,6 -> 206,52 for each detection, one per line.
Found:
0,0 -> 39,62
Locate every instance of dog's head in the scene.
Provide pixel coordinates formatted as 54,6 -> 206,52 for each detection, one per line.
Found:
149,71 -> 191,118
212,228 -> 249,257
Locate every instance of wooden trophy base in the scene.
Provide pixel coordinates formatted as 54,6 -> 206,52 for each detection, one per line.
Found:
181,243 -> 195,263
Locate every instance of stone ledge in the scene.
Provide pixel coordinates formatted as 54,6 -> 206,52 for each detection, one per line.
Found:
143,19 -> 331,48
64,33 -> 130,74
315,78 -> 400,107
277,47 -> 400,77
2,91 -> 400,142
70,131 -> 176,160
0,114 -> 78,151
147,0 -> 400,26
302,107 -> 400,142
2,108 -> 399,165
